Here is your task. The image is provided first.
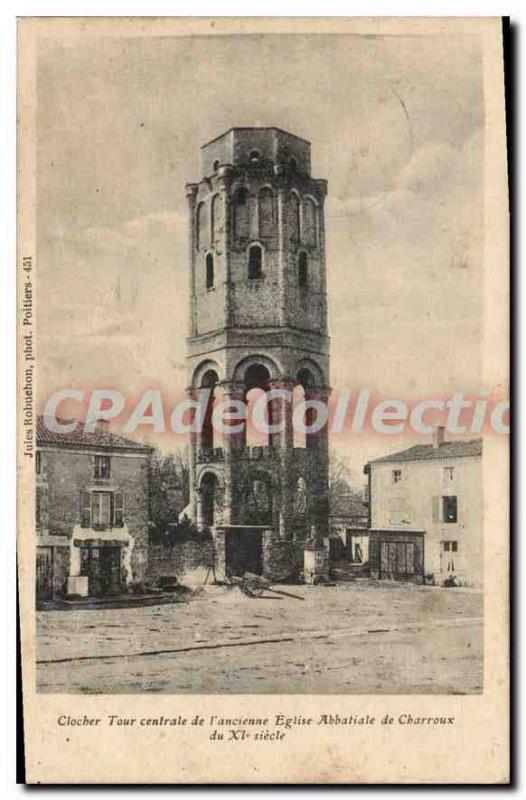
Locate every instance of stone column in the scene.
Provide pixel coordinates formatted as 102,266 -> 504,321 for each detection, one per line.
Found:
307,384 -> 331,538
195,486 -> 204,531
216,165 -> 234,328
185,386 -> 199,525
315,181 -> 329,336
218,380 -> 245,525
275,170 -> 289,328
185,183 -> 198,337
268,377 -> 295,538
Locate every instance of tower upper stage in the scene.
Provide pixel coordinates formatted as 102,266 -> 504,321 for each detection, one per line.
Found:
201,127 -> 312,180
185,126 -> 328,353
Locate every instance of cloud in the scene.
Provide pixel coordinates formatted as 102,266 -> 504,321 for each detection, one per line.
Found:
395,131 -> 483,196
78,210 -> 186,255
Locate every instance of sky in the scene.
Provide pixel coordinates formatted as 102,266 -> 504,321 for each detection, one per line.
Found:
36,30 -> 485,484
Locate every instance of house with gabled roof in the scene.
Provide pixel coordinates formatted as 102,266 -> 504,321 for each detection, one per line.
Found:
35,416 -> 152,601
364,427 -> 483,586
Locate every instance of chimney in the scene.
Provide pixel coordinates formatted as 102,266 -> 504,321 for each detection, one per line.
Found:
95,419 -> 110,434
432,425 -> 445,449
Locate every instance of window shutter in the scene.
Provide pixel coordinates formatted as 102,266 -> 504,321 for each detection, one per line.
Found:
80,492 -> 91,528
114,492 -> 124,527
451,495 -> 458,523
431,495 -> 440,523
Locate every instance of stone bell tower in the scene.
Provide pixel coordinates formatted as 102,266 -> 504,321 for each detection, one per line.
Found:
185,127 -> 330,579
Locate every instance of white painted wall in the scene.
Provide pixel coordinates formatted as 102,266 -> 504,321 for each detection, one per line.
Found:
370,455 -> 482,586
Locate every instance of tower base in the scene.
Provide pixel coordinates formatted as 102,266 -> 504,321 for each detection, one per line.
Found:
213,525 -> 305,583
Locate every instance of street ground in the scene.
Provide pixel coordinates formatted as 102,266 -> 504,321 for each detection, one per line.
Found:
36,582 -> 483,694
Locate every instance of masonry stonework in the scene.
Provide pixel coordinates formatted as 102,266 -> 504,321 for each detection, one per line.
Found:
36,420 -> 151,599
185,128 -> 330,578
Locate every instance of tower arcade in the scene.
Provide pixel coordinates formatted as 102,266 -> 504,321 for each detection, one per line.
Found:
185,127 -> 330,578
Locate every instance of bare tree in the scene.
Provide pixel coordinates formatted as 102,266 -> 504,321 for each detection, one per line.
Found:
149,446 -> 190,533
329,449 -> 352,505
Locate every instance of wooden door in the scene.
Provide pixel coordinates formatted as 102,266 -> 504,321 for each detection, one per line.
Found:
80,545 -> 122,595
36,547 -> 53,600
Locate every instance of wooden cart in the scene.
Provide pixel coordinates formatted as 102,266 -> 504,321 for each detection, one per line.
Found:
229,572 -> 304,601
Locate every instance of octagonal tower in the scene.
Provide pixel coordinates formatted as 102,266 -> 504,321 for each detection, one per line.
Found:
185,127 -> 330,579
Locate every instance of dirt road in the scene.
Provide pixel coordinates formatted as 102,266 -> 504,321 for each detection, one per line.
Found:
36,582 -> 483,694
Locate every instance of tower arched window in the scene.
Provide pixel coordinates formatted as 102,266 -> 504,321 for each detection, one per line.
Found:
205,253 -> 214,289
196,202 -> 206,250
297,367 -> 319,449
288,192 -> 300,242
258,187 -> 274,238
248,244 -> 263,280
233,187 -> 250,239
243,362 -> 272,449
298,251 -> 308,288
211,193 -> 224,244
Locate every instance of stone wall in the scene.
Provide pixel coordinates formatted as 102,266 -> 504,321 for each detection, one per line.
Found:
37,445 -> 150,589
262,531 -> 301,580
147,540 -> 214,586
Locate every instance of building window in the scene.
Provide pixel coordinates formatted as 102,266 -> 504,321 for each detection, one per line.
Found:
206,253 -> 214,289
443,466 -> 454,482
80,491 -> 124,529
289,157 -> 298,172
298,252 -> 308,288
442,540 -> 459,572
36,451 -> 41,475
442,495 -> 458,523
392,469 -> 402,484
248,244 -> 263,279
92,491 -> 112,527
94,455 -> 111,479
249,150 -> 261,162
213,159 -> 220,171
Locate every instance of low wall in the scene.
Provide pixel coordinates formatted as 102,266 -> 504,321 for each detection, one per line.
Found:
262,533 -> 302,580
147,540 -> 214,586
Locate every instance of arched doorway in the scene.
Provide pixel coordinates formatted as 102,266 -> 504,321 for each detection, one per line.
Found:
200,472 -> 219,529
200,369 -> 219,453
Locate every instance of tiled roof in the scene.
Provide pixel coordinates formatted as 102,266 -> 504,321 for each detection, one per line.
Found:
367,439 -> 482,466
330,492 -> 368,517
36,416 -> 151,452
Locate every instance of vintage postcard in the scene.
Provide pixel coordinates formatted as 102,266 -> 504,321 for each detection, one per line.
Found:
18,17 -> 509,783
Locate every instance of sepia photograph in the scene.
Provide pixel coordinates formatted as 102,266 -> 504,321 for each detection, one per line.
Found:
17,15 -> 509,783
